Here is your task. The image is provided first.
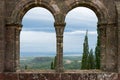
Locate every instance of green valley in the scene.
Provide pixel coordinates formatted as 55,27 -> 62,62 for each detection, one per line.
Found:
20,56 -> 82,70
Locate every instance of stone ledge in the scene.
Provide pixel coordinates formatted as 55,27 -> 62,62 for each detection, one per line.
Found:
17,69 -> 103,73
0,72 -> 119,80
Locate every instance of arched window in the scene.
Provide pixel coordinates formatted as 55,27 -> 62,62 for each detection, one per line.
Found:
64,7 -> 98,70
20,7 -> 56,70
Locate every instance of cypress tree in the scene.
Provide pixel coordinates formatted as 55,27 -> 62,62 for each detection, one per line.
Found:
81,30 -> 89,69
25,65 -> 28,70
51,56 -> 57,69
95,28 -> 100,69
54,56 -> 57,69
51,61 -> 54,69
88,49 -> 95,69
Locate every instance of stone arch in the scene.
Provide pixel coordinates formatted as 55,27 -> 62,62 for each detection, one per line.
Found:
5,0 -> 59,72
3,0 -> 118,73
64,1 -> 117,72
9,0 -> 57,24
65,1 -> 109,24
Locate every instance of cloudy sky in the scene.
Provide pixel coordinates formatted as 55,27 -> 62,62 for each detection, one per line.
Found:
20,7 -> 98,56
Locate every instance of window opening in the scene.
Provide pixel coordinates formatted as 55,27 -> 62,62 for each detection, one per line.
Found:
64,7 -> 98,70
20,7 -> 56,70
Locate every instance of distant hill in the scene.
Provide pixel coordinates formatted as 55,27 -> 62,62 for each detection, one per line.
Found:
20,52 -> 82,57
32,57 -> 53,63
20,56 -> 82,70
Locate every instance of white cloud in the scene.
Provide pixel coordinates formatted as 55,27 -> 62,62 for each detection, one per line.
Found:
63,30 -> 97,52
22,7 -> 54,21
22,7 -> 97,23
20,31 -> 56,52
65,7 -> 98,23
20,7 -> 98,53
20,30 -> 97,52
20,31 -> 56,43
65,30 -> 97,35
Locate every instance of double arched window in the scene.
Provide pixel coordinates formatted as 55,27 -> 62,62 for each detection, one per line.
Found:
20,7 -> 98,70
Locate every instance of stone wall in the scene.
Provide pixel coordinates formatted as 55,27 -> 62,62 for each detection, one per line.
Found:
0,0 -> 120,80
0,72 -> 119,80
0,0 -> 5,72
3,0 -> 119,72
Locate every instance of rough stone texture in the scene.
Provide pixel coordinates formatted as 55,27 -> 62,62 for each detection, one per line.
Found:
116,1 -> 120,73
4,0 -> 118,72
0,72 -> 119,80
0,0 -> 120,80
0,0 -> 5,72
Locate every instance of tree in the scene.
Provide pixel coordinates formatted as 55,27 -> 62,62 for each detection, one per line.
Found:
87,49 -> 95,69
95,28 -> 100,69
81,30 -> 89,69
51,56 -> 57,69
25,65 -> 28,70
51,61 -> 54,69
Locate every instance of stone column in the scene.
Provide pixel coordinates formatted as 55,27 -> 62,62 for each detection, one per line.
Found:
0,0 -> 5,72
15,25 -> 22,71
116,1 -> 120,73
98,23 -> 107,71
98,23 -> 118,72
5,24 -> 22,72
54,22 -> 65,72
118,21 -> 120,73
106,23 -> 117,72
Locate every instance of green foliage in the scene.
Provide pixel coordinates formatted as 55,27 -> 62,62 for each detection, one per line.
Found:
81,30 -> 89,69
95,28 -> 100,69
81,30 -> 100,70
51,56 -> 57,69
51,61 -> 54,69
25,65 -> 28,70
64,56 -> 82,70
54,56 -> 57,69
87,49 -> 95,69
20,57 -> 53,70
20,56 -> 82,70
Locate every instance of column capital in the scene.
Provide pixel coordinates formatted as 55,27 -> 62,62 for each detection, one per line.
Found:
57,35 -> 63,38
98,22 -> 117,27
54,22 -> 66,27
6,23 -> 22,31
98,22 -> 117,31
6,23 -> 22,27
54,22 -> 65,36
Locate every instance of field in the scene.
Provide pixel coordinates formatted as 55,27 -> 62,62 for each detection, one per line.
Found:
20,56 -> 82,70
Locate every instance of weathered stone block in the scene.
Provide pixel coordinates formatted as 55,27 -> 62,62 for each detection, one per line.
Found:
97,73 -> 118,80
4,73 -> 18,80
0,73 -> 4,80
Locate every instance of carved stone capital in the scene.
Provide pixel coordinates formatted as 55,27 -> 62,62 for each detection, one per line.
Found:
54,22 -> 66,27
6,23 -> 22,30
98,22 -> 117,27
54,22 -> 65,36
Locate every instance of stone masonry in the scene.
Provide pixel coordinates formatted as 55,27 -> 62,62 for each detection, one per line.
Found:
0,0 -> 120,80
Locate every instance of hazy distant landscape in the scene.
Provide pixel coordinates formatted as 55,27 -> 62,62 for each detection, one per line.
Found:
20,52 -> 82,70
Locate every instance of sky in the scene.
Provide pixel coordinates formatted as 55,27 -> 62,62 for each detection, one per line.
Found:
20,7 -> 98,56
